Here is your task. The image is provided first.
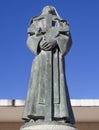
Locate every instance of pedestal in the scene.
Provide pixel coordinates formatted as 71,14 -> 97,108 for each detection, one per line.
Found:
20,121 -> 78,130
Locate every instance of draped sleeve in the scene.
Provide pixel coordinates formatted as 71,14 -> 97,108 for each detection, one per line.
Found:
56,33 -> 72,56
27,35 -> 42,55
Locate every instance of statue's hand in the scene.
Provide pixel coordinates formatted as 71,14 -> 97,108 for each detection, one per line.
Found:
39,39 -> 47,50
40,40 -> 57,51
46,40 -> 57,51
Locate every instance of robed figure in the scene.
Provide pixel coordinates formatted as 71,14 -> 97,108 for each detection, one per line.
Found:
22,6 -> 75,124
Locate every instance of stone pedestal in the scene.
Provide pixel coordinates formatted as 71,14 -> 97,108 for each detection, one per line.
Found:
20,121 -> 78,130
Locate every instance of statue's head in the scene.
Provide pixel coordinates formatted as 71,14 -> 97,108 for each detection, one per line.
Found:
41,6 -> 56,15
41,6 -> 61,18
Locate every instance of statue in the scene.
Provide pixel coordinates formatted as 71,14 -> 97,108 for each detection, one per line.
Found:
21,6 -> 76,129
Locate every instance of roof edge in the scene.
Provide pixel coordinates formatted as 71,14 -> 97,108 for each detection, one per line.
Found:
0,99 -> 99,107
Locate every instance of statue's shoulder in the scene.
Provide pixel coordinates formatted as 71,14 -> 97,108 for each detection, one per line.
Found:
30,15 -> 46,25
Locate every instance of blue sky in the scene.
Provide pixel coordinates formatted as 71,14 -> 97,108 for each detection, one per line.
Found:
0,0 -> 99,99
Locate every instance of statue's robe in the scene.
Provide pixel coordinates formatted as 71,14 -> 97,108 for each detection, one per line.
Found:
22,16 -> 75,124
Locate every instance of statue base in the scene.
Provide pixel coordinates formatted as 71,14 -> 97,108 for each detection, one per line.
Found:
20,121 -> 78,130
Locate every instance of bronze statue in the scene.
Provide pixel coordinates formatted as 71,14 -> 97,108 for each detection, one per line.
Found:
22,6 -> 75,124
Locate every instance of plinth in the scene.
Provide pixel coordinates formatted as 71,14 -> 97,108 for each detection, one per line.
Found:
20,121 -> 78,130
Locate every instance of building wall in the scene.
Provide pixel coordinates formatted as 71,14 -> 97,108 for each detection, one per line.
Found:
76,122 -> 99,130
0,100 -> 99,130
0,122 -> 99,130
0,122 -> 22,130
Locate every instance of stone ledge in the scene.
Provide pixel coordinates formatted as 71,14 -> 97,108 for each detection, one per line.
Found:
1,99 -> 99,107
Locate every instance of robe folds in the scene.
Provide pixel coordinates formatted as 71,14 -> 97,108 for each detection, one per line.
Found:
22,33 -> 75,124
